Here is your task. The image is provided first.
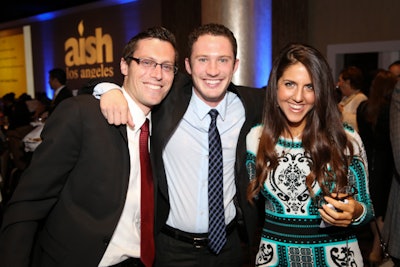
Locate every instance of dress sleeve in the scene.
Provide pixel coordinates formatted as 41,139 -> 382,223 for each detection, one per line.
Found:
345,126 -> 374,226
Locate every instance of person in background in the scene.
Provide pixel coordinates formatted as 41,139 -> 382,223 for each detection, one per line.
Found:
4,69 -> 71,184
388,60 -> 400,81
356,69 -> 397,265
6,68 -> 75,170
77,80 -> 99,95
30,92 -> 51,122
382,62 -> 400,267
1,92 -> 31,131
48,68 -> 73,115
0,26 -> 178,267
246,43 -> 373,266
4,92 -> 50,166
1,93 -> 34,201
337,66 -> 368,132
94,23 -> 264,266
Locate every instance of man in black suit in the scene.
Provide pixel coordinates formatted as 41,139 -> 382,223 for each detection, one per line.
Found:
96,23 -> 265,266
0,26 -> 178,267
48,68 -> 73,115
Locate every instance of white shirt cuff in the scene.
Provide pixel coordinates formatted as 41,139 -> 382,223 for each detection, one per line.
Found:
93,82 -> 122,99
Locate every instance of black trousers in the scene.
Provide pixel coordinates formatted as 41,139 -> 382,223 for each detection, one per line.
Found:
155,227 -> 243,267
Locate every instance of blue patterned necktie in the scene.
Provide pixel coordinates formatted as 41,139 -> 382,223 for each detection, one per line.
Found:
207,109 -> 226,254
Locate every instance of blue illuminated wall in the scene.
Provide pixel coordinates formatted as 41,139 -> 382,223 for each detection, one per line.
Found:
255,0 -> 272,88
37,22 -> 56,99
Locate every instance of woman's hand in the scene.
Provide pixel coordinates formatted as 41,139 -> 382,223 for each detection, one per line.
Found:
318,193 -> 363,227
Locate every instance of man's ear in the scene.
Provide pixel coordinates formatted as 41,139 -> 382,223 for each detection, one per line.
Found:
120,58 -> 129,76
185,58 -> 192,75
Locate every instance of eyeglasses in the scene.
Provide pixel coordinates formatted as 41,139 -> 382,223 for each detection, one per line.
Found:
315,185 -> 358,209
127,56 -> 178,74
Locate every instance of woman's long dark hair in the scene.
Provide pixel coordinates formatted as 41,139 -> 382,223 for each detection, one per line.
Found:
247,43 -> 354,201
364,69 -> 397,127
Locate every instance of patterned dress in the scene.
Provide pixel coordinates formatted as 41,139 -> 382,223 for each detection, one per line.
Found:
246,125 -> 374,267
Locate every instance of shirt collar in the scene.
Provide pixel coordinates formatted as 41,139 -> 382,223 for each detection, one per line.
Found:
122,87 -> 151,133
53,85 -> 66,98
191,87 -> 228,122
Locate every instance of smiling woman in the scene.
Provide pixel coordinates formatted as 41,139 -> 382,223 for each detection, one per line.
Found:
246,43 -> 374,267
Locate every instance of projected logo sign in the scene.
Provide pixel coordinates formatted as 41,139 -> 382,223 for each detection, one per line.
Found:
64,20 -> 115,81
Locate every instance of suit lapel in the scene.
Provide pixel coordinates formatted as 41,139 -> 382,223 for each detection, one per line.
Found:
153,76 -> 192,200
118,124 -> 128,143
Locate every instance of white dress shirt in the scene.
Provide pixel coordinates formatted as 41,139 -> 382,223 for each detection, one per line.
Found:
99,88 -> 150,266
164,89 -> 245,233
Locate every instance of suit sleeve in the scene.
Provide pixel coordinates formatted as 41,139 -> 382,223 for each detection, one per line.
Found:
0,97 -> 84,266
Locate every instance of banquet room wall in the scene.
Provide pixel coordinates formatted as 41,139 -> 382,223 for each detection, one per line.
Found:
308,0 -> 400,58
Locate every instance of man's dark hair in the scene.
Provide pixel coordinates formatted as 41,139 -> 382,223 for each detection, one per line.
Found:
187,23 -> 237,60
389,60 -> 400,69
339,66 -> 364,90
49,68 -> 67,85
122,26 -> 178,65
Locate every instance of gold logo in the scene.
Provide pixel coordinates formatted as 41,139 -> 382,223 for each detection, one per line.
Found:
64,20 -> 114,79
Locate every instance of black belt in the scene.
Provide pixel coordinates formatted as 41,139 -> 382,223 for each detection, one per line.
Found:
109,257 -> 144,267
161,220 -> 237,248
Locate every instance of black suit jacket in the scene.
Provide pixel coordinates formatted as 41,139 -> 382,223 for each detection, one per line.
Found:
49,86 -> 73,115
0,95 -> 131,267
151,73 -> 265,245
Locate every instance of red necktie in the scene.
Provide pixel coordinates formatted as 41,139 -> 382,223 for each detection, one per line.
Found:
139,119 -> 154,267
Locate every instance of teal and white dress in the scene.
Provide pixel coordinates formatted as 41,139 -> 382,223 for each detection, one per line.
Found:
246,124 -> 374,267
